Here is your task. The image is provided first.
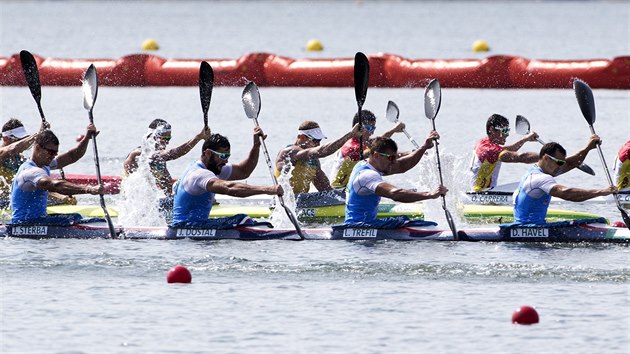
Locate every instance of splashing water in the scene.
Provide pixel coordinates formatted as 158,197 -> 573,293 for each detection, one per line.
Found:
116,136 -> 167,227
413,150 -> 469,228
270,162 -> 300,228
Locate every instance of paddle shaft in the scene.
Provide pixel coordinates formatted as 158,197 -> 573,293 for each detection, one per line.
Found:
253,118 -> 305,239
358,106 -> 364,159
430,119 -> 458,239
402,128 -> 420,149
88,111 -> 117,238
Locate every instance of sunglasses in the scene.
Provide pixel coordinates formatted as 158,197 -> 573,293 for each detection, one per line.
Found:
364,124 -> 376,133
375,151 -> 397,161
157,135 -> 172,141
208,148 -> 231,160
546,154 -> 566,166
493,126 -> 510,136
41,145 -> 58,156
309,137 -> 321,143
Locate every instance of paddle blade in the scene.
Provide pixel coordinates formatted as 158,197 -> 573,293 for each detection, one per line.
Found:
82,64 -> 98,112
424,79 -> 442,120
515,115 -> 531,135
577,163 -> 596,176
242,81 -> 261,120
573,79 -> 596,125
385,100 -> 400,123
199,61 -> 214,126
19,50 -> 42,104
354,52 -> 369,109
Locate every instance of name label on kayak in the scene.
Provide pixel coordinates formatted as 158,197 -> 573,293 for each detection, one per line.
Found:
175,228 -> 217,237
343,228 -> 377,238
511,228 -> 549,238
468,194 -> 510,204
12,226 -> 48,236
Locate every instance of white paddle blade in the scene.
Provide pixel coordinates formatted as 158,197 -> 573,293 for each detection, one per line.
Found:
242,81 -> 261,119
515,115 -> 531,135
82,64 -> 98,111
424,79 -> 441,120
385,100 -> 400,123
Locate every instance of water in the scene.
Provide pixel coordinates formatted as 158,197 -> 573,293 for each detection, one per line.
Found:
1,1 -> 629,353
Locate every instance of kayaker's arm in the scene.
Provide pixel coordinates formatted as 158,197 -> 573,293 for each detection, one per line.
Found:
230,127 -> 264,180
562,134 -> 600,172
381,122 -> 405,139
206,179 -> 283,198
375,181 -> 447,203
312,168 -> 333,192
295,124 -> 362,160
499,150 -> 538,163
56,124 -> 96,170
387,130 -> 437,175
0,133 -> 37,161
123,149 -> 141,174
550,184 -> 615,202
161,127 -> 210,161
37,177 -> 103,196
503,132 -> 538,152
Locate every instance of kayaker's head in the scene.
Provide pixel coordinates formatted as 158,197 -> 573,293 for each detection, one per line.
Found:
297,121 -> 326,148
147,119 -> 172,150
539,142 -> 567,176
369,137 -> 398,173
202,133 -> 231,175
353,109 -> 376,139
33,130 -> 59,167
2,118 -> 29,146
486,114 -> 510,145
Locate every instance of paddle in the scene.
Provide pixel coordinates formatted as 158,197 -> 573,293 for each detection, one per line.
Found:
424,79 -> 458,240
354,52 -> 369,159
573,79 -> 630,229
515,115 -> 595,176
82,65 -> 117,238
385,100 -> 420,149
241,82 -> 305,240
199,61 -> 214,130
20,50 -> 73,193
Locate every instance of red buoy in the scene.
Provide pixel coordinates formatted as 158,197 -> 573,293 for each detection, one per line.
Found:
512,305 -> 539,325
166,265 -> 191,283
611,221 -> 627,228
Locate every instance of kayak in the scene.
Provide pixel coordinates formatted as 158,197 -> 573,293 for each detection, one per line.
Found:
37,203 -> 603,224
3,218 -> 628,242
464,184 -> 630,206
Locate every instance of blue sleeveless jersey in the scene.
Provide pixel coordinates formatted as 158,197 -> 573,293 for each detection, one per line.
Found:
172,161 -> 215,225
513,165 -> 552,224
11,160 -> 50,224
345,161 -> 381,223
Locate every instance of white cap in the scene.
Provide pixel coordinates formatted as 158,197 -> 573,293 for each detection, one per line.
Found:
299,127 -> 327,140
2,126 -> 28,139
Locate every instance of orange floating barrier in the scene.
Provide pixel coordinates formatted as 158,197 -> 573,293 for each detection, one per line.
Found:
1,52 -> 628,89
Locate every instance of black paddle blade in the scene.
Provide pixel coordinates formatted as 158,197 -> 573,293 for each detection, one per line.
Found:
242,81 -> 261,120
19,50 -> 42,105
573,79 -> 596,125
199,61 -> 214,126
354,52 -> 369,110
82,64 -> 98,114
424,79 -> 442,120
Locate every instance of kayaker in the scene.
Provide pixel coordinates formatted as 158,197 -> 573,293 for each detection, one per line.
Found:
274,120 -> 362,195
344,135 -> 448,224
10,126 -> 103,224
123,119 -> 210,207
470,114 -> 540,192
613,140 -> 630,190
331,109 -> 407,188
513,138 -> 617,224
0,118 -> 76,209
171,128 -> 282,226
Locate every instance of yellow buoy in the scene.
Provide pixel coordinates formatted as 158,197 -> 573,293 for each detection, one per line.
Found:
306,39 -> 323,51
472,40 -> 490,52
142,38 -> 160,51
